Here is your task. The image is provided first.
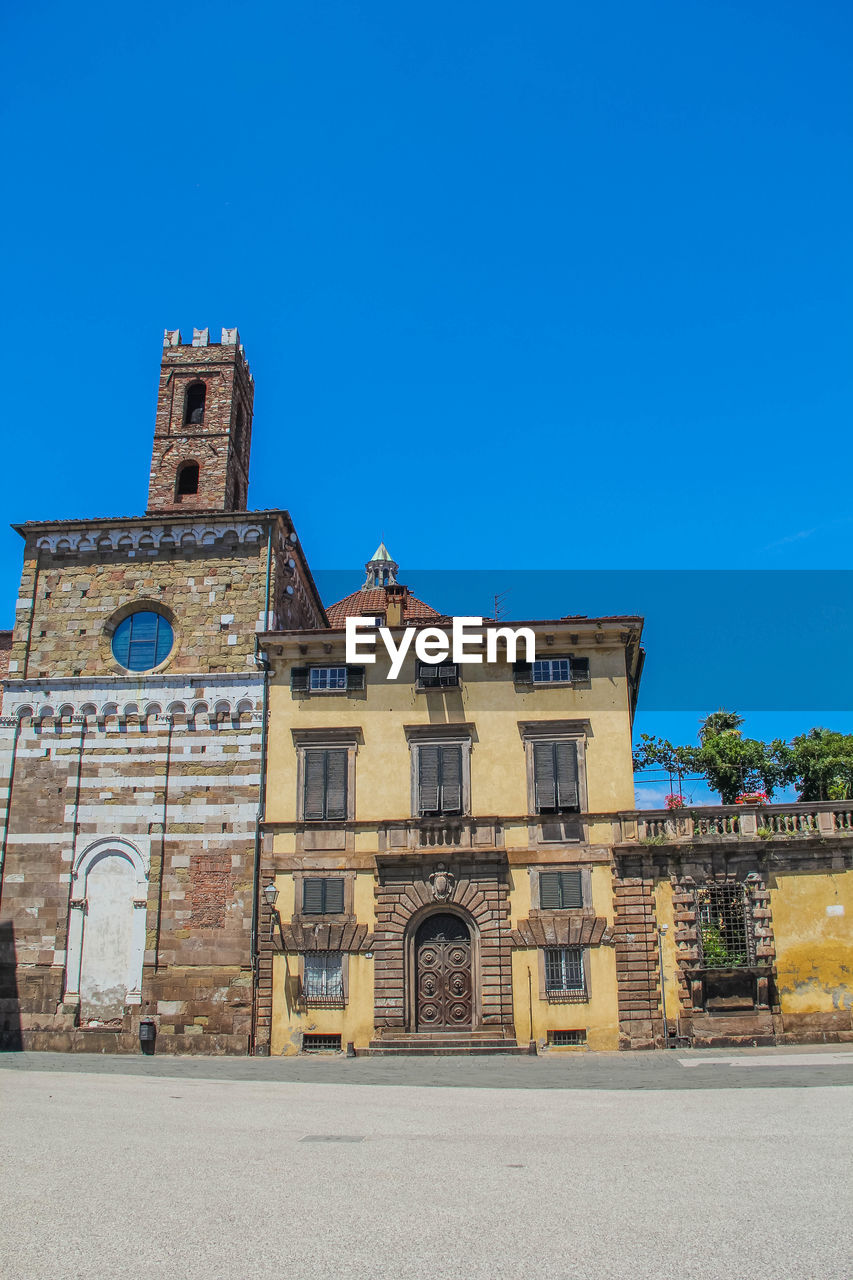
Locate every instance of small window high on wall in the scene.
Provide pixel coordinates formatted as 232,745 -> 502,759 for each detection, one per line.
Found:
184,382 -> 206,425
176,461 -> 199,497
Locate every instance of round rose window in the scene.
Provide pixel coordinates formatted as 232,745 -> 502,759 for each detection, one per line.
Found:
111,611 -> 173,671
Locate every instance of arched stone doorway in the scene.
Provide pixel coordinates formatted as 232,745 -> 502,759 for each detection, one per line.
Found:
413,912 -> 473,1031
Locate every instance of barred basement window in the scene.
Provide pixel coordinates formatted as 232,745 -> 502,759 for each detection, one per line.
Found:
302,952 -> 345,1006
548,1029 -> 587,1046
696,883 -> 755,968
544,947 -> 587,1002
303,750 -> 348,821
302,1033 -> 343,1052
533,741 -> 579,813
539,870 -> 583,910
302,877 -> 345,915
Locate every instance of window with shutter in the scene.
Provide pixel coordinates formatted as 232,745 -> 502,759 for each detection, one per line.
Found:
513,660 -> 533,684
533,658 -> 571,683
290,667 -> 309,692
418,744 -> 463,815
533,741 -> 580,813
302,878 -> 325,913
440,744 -> 462,813
309,666 -> 347,691
302,749 -> 348,820
302,877 -> 346,915
418,744 -> 441,814
416,660 -> 460,688
538,870 -> 583,910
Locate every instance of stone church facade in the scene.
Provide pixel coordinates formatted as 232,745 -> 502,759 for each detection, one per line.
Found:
0,328 -> 325,1052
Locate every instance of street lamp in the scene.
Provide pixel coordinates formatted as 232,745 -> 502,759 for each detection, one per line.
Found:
263,882 -> 281,942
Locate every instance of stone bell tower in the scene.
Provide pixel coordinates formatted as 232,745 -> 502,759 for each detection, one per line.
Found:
147,327 -> 254,514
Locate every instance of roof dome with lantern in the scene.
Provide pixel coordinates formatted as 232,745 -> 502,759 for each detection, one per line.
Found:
326,541 -> 440,629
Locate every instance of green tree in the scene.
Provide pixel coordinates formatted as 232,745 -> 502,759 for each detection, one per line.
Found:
698,709 -> 744,743
783,728 -> 853,801
632,734 -> 696,779
694,728 -> 786,805
633,710 -> 786,806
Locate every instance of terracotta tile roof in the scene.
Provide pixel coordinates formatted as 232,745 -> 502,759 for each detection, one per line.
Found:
326,586 -> 440,628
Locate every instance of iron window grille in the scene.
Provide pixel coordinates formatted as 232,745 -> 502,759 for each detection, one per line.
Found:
303,750 -> 348,821
416,660 -> 460,689
418,743 -> 463,816
301,953 -> 345,1007
533,741 -> 580,813
695,883 -> 755,968
302,1033 -> 343,1052
544,947 -> 587,1002
548,1029 -> 587,1046
539,870 -> 583,910
302,878 -> 345,915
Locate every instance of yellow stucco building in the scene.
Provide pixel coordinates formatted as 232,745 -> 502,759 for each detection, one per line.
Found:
251,545 -> 853,1057
256,544 -> 645,1055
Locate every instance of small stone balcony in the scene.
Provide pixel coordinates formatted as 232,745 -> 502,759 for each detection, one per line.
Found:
378,817 -> 502,853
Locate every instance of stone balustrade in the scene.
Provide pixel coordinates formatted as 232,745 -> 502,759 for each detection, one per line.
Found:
616,800 -> 853,844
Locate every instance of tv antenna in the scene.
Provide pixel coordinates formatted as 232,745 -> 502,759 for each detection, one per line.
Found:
493,590 -> 510,621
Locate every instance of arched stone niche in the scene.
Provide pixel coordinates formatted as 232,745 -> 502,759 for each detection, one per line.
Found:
64,838 -> 150,1021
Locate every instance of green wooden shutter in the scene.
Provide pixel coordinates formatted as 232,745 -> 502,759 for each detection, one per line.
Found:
539,871 -> 561,909
346,666 -> 365,690
303,750 -> 327,819
570,657 -> 589,682
290,667 -> 309,692
324,877 -> 345,913
533,741 -> 557,811
558,870 -> 583,909
439,745 -> 462,813
555,741 -> 579,810
302,878 -> 325,913
419,744 -> 441,813
513,661 -> 533,684
325,749 -> 348,820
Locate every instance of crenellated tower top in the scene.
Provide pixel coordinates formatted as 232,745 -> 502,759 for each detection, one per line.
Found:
147,327 -> 254,514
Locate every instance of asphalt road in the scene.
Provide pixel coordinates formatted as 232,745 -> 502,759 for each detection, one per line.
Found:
2,1042 -> 853,1089
1,1050 -> 851,1280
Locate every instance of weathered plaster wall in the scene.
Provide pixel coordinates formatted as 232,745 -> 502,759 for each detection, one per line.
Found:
771,868 -> 853,1036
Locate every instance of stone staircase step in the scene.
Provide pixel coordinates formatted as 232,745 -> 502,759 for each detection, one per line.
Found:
364,1034 -> 526,1056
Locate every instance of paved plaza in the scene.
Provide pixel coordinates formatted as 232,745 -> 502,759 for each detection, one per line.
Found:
0,1048 -> 851,1280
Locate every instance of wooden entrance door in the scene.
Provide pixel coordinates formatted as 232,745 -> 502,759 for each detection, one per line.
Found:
415,913 -> 472,1031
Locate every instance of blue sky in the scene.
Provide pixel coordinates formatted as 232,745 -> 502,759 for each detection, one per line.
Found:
2,1 -> 851,797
